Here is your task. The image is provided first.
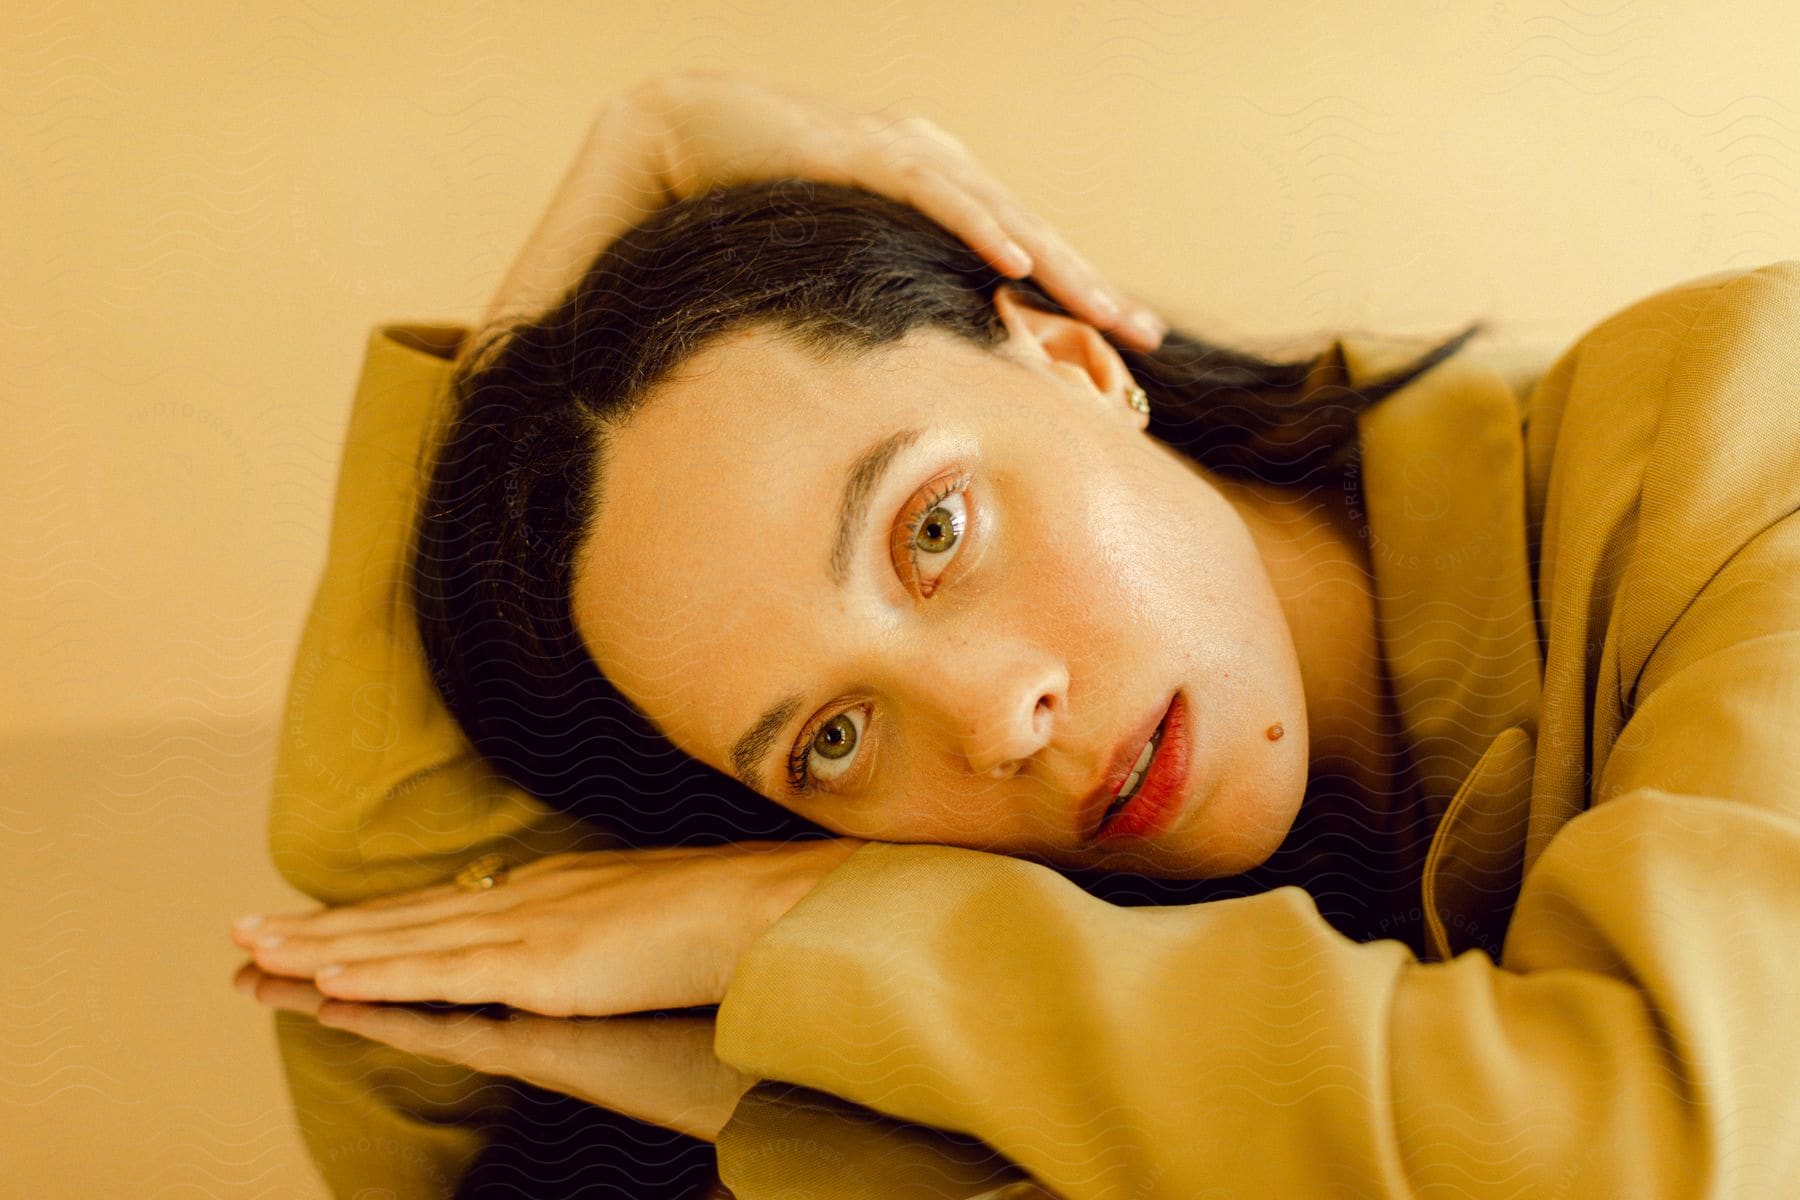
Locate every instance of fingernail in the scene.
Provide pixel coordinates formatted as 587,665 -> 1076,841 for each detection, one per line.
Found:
999,241 -> 1032,275
255,934 -> 285,950
317,964 -> 344,979
1128,312 -> 1166,345
234,914 -> 265,933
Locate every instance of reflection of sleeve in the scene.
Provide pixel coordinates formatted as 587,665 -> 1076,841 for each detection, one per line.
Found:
718,1081 -> 1046,1198
271,324 -> 619,906
715,264 -> 1800,1198
273,1011 -> 512,1199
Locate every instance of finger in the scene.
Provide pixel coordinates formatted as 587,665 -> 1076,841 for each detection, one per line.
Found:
1106,305 -> 1169,353
234,962 -> 328,1015
232,887 -> 465,949
848,123 -> 1164,346
312,943 -> 528,1009
251,855 -> 592,944
252,911 -> 517,979
952,181 -> 1117,317
324,1002 -> 583,1079
254,889 -> 493,942
1002,211 -> 1125,330
1030,247 -> 1168,353
909,177 -> 1033,275
857,160 -> 1031,278
239,898 -> 456,952
316,1000 -> 510,1068
960,181 -> 1168,350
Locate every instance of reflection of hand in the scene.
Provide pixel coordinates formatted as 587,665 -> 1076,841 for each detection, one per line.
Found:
228,837 -> 866,1016
234,964 -> 754,1144
634,69 -> 1169,350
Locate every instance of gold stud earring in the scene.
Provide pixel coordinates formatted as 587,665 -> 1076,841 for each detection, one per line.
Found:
1125,383 -> 1151,416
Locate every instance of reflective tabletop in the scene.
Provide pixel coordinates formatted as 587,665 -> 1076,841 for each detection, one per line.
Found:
2,715 -> 1048,1198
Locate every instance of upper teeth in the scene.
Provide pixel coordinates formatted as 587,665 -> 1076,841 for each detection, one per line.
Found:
1109,728 -> 1162,817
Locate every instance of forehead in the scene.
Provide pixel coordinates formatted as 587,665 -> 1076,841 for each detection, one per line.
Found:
570,325 -> 995,754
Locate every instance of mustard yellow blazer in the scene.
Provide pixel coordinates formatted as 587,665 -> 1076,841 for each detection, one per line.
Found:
271,261 -> 1800,1198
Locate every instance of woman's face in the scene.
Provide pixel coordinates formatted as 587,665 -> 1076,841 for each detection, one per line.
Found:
571,288 -> 1311,879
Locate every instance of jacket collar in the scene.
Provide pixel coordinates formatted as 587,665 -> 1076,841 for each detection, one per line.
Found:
1339,336 -> 1546,961
1337,334 -> 1544,815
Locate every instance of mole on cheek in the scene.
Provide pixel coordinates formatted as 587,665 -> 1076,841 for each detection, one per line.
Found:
1266,722 -> 1284,741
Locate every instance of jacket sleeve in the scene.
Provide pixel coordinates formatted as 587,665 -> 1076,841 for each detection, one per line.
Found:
712,270 -> 1800,1199
271,324 -> 620,906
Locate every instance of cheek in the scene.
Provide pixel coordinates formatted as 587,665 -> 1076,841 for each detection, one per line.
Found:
837,753 -> 1017,845
984,466 -> 1170,679
1054,456 -> 1203,614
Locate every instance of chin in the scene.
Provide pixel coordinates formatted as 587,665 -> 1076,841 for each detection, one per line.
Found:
1169,769 -> 1307,879
1142,841 -> 1279,881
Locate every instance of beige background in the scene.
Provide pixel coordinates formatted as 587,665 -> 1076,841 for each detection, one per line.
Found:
4,1 -> 1798,1194
8,1 -> 1800,739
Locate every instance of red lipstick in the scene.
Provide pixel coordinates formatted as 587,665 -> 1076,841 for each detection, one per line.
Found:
1079,692 -> 1173,841
1092,690 -> 1191,844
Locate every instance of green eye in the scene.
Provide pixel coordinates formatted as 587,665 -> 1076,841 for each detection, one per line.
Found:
892,469 -> 974,600
913,504 -> 961,555
813,713 -> 857,761
790,706 -> 867,793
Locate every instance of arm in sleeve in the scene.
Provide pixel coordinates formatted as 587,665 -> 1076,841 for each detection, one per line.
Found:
271,324 -> 619,905
716,753 -> 1797,1197
713,271 -> 1800,1198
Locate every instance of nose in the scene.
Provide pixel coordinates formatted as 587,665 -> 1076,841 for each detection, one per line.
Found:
910,636 -> 1069,780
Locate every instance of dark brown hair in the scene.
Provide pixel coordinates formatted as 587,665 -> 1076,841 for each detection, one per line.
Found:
411,180 -> 1479,883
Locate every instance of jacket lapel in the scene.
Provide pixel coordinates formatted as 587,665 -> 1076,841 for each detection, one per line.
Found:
1339,336 -> 1546,961
1420,723 -> 1536,960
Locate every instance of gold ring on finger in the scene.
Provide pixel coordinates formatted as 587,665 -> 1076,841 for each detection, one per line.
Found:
454,853 -> 510,892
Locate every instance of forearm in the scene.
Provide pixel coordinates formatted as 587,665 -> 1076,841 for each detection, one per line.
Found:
471,69 -> 1169,359
715,834 -> 1743,1198
477,77 -> 676,333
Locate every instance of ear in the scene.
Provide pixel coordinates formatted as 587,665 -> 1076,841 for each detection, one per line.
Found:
991,285 -> 1149,430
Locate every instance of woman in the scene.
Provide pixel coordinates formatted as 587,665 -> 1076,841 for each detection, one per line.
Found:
236,72 -> 1800,1197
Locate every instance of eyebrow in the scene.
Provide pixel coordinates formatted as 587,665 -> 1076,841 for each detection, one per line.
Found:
727,424 -> 926,792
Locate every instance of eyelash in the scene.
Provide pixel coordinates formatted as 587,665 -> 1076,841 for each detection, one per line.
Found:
784,469 -> 974,795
